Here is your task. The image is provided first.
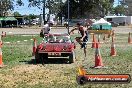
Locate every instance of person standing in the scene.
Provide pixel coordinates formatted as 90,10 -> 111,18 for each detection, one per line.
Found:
40,22 -> 53,37
70,23 -> 89,59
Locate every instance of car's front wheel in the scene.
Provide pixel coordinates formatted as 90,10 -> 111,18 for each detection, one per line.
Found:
42,54 -> 48,64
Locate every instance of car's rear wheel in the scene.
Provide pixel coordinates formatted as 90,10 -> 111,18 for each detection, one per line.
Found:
41,54 -> 48,64
35,49 -> 41,63
68,50 -> 76,63
35,50 -> 48,64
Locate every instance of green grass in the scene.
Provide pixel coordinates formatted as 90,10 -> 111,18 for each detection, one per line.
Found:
2,35 -> 42,65
2,35 -> 42,43
0,34 -> 132,88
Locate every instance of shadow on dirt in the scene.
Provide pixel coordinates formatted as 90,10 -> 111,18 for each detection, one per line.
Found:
19,58 -> 70,65
19,59 -> 37,64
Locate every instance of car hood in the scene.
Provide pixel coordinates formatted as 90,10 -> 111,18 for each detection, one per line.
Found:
38,43 -> 75,52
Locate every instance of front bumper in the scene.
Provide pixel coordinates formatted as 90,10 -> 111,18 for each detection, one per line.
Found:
38,51 -> 72,54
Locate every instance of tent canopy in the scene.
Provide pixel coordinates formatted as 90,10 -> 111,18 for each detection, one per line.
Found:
0,17 -> 17,21
0,17 -> 18,28
93,18 -> 111,25
0,17 -> 4,21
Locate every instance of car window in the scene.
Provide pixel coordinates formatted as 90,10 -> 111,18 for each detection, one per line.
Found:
47,35 -> 71,43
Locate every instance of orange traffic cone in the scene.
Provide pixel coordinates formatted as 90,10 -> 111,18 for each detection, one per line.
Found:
0,48 -> 3,67
128,32 -> 132,44
110,36 -> 117,56
32,38 -> 37,56
0,41 -> 3,67
94,42 -> 104,68
91,42 -> 105,68
78,66 -> 86,75
91,34 -> 96,48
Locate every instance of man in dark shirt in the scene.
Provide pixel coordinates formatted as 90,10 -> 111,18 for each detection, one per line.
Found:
70,23 -> 89,59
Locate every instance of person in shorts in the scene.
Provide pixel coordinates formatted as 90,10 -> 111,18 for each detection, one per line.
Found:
70,23 -> 89,58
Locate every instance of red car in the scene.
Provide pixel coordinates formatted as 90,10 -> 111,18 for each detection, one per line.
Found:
35,33 -> 76,64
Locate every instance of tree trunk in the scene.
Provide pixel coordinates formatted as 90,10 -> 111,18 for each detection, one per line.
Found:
43,0 -> 46,24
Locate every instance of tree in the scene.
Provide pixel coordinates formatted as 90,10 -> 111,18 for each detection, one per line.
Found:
0,0 -> 24,16
46,0 -> 64,21
28,14 -> 38,20
27,0 -> 64,24
13,11 -> 21,16
16,0 -> 24,6
24,14 -> 38,21
8,0 -> 114,23
114,5 -> 126,16
0,0 -> 13,16
61,0 -> 114,19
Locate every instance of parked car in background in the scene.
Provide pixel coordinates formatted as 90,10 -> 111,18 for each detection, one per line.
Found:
31,21 -> 39,25
110,22 -> 119,27
63,19 -> 85,27
69,20 -> 84,26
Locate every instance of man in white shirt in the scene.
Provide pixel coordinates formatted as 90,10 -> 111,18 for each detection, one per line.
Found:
40,22 -> 53,38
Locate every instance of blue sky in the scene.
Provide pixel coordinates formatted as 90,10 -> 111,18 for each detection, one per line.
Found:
13,0 -> 43,15
114,0 -> 120,7
13,0 -> 119,15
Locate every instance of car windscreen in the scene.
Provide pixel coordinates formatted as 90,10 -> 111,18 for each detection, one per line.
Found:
46,35 -> 71,43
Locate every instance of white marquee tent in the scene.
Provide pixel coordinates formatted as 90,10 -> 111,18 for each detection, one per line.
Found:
93,18 -> 111,25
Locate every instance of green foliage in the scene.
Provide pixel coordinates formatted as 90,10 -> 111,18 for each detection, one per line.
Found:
16,0 -> 24,6
61,0 -> 114,19
0,0 -> 119,19
27,0 -> 64,21
2,35 -> 42,65
13,11 -> 21,16
114,5 -> 126,16
15,0 -> 115,19
0,0 -> 14,10
28,0 -> 42,9
24,14 -> 38,21
28,14 -> 38,19
0,0 -> 14,16
0,0 -> 24,16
